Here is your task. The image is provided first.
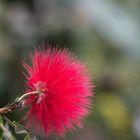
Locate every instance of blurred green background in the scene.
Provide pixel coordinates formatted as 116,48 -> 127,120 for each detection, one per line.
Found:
0,0 -> 140,140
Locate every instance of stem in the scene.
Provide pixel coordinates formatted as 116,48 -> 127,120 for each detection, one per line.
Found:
1,114 -> 30,135
1,114 -> 16,129
0,91 -> 41,136
17,91 -> 42,102
0,91 -> 42,115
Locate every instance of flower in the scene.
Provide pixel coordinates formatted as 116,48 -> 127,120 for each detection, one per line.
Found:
22,46 -> 93,137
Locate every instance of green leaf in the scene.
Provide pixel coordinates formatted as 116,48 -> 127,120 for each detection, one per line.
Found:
12,121 -> 22,126
25,134 -> 38,140
0,116 -> 3,139
13,121 -> 29,134
0,116 -> 3,124
24,135 -> 30,140
0,128 -> 3,140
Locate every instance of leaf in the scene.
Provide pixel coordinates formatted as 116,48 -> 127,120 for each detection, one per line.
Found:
24,135 -> 30,140
24,134 -> 38,140
12,121 -> 22,126
13,121 -> 29,134
0,128 -> 3,140
0,116 -> 3,124
15,126 -> 28,134
0,116 -> 3,139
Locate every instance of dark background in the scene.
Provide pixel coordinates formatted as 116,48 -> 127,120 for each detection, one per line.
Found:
0,0 -> 140,140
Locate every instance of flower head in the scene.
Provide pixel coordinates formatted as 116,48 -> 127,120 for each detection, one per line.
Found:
22,46 -> 93,137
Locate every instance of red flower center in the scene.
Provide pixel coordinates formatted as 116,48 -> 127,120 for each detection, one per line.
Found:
34,81 -> 46,93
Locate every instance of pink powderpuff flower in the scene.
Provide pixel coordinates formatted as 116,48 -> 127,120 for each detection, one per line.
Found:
22,45 -> 93,137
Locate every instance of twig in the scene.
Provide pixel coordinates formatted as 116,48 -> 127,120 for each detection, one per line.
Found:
0,91 -> 41,136
0,91 -> 41,115
1,114 -> 16,129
